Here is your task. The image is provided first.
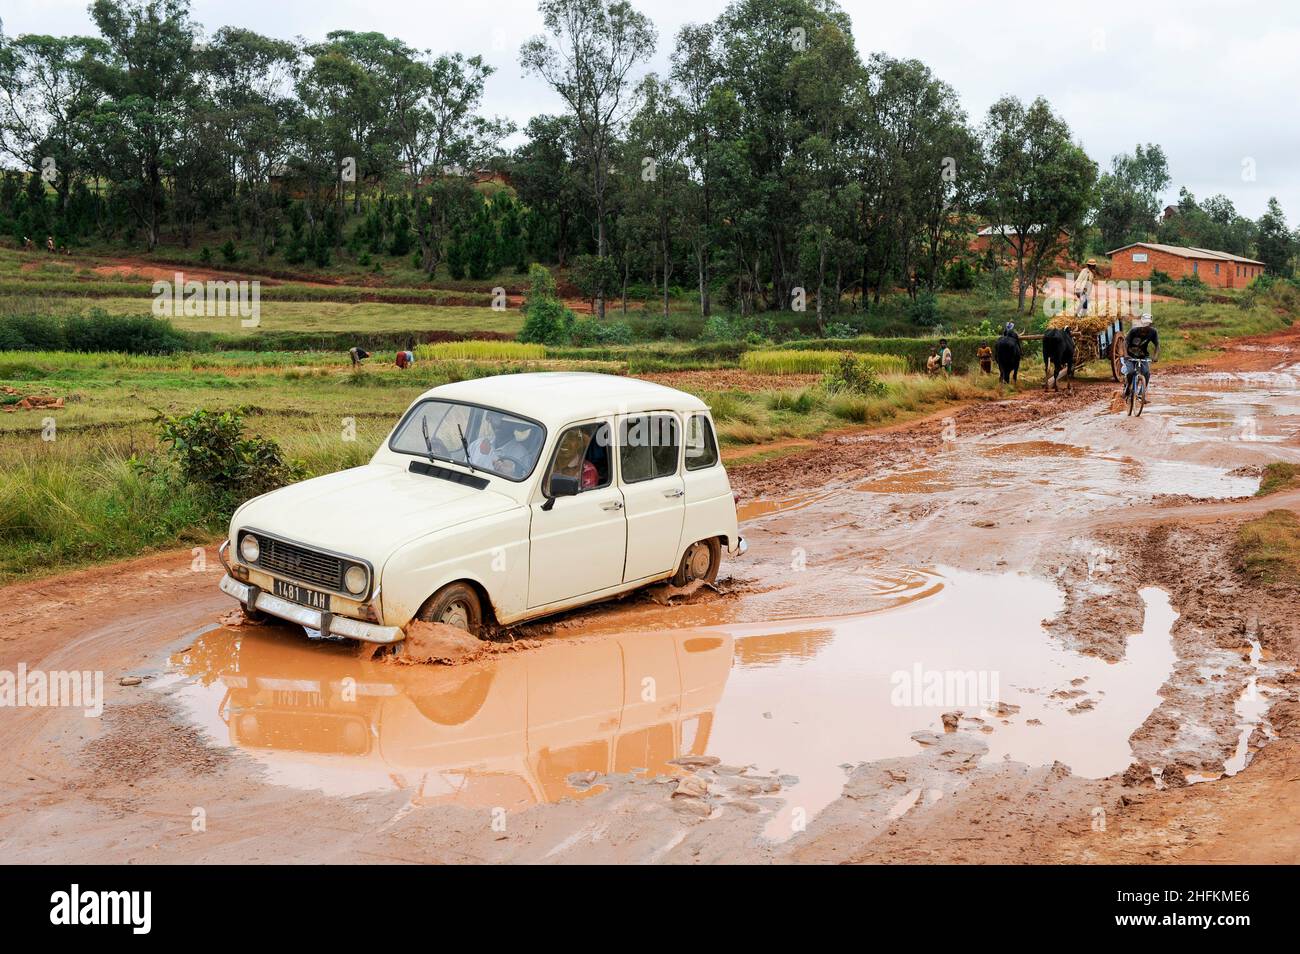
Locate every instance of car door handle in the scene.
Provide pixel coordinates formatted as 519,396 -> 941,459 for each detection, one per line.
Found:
601,500 -> 624,511
663,489 -> 684,498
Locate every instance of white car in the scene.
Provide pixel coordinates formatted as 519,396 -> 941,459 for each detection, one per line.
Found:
218,372 -> 746,645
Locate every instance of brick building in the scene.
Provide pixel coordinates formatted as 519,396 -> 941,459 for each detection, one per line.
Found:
970,225 -> 1072,269
1106,242 -> 1265,289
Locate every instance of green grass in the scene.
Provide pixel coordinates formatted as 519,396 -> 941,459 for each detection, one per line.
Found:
1236,509 -> 1300,586
1256,462 -> 1300,497
740,349 -> 908,376
415,340 -> 545,361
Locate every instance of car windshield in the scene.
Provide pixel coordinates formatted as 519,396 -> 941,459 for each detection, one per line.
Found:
389,399 -> 546,482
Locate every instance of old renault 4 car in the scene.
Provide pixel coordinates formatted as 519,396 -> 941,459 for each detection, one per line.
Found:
218,372 -> 746,645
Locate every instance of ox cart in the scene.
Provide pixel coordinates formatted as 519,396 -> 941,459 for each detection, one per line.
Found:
1019,314 -> 1127,382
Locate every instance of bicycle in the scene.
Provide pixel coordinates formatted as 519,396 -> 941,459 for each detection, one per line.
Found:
1122,357 -> 1150,416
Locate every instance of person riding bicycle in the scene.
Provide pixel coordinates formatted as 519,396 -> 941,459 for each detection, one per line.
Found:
1122,313 -> 1159,396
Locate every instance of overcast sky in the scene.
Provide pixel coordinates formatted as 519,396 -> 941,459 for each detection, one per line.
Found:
5,0 -> 1298,222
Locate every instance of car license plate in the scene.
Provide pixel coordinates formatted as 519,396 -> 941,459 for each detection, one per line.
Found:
273,579 -> 330,611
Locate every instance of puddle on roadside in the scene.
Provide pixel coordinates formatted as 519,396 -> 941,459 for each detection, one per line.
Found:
166,569 -> 1177,842
737,489 -> 834,522
856,468 -> 953,494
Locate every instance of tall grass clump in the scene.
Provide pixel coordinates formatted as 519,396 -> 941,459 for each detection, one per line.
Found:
415,340 -> 545,361
741,349 -> 907,376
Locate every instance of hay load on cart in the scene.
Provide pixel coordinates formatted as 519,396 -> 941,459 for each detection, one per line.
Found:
1045,304 -> 1128,381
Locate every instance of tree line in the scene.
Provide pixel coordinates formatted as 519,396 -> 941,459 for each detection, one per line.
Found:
1,0 -> 1295,329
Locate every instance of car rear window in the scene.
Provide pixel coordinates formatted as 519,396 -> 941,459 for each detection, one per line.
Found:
685,414 -> 719,470
619,414 -> 680,483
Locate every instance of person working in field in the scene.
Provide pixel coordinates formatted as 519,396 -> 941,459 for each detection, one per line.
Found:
939,339 -> 953,375
926,349 -> 940,375
395,349 -> 414,369
348,346 -> 371,367
977,343 -> 993,374
1075,258 -> 1098,317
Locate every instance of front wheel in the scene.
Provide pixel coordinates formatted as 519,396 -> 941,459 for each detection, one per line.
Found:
416,582 -> 483,636
671,538 -> 722,587
1126,376 -> 1136,416
1135,376 -> 1148,417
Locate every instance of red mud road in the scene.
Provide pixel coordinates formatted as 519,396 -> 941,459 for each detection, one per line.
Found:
1,335 -> 1298,864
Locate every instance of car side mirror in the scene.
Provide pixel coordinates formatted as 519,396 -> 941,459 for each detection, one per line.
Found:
542,474 -> 580,511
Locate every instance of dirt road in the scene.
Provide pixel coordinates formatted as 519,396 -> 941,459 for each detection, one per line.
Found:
1,336 -> 1297,864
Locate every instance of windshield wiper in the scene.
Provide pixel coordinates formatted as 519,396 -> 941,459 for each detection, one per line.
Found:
455,422 -> 477,473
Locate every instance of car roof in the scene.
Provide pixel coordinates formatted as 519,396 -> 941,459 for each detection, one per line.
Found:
417,372 -> 709,428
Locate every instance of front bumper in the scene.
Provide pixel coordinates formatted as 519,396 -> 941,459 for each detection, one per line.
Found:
219,574 -> 404,645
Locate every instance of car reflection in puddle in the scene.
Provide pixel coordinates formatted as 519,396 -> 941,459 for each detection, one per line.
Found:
169,625 -> 734,811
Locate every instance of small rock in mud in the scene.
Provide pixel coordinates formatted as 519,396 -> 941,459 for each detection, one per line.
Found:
988,701 -> 1020,717
119,676 -> 142,687
729,798 -> 764,814
672,797 -> 713,817
670,755 -> 720,770
1122,761 -> 1155,788
941,711 -> 962,731
219,608 -> 255,628
973,520 -> 998,529
1026,718 -> 1043,726
1068,699 -> 1097,714
887,770 -> 909,783
568,770 -> 600,788
1160,765 -> 1189,789
672,775 -> 711,799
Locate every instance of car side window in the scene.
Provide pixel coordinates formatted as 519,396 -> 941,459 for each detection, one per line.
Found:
545,422 -> 611,496
620,414 -> 679,483
685,414 -> 719,471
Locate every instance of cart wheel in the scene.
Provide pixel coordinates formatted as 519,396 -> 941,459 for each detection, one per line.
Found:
1110,341 -> 1125,382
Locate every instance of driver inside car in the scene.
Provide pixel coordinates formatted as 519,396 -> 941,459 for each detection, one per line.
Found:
489,422 -> 538,478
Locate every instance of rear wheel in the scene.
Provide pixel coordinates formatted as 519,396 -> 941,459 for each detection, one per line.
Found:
671,538 -> 722,587
416,582 -> 483,636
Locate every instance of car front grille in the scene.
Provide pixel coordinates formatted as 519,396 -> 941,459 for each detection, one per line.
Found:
256,536 -> 344,591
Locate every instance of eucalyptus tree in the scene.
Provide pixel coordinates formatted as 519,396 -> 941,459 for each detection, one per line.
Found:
82,0 -> 201,250
979,95 -> 1096,312
0,33 -> 107,211
521,0 -> 656,317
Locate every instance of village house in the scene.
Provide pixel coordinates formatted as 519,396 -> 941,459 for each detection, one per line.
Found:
1106,242 -> 1265,289
969,225 -> 1073,269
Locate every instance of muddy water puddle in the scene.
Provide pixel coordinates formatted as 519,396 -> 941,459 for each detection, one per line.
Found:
165,568 -> 1176,841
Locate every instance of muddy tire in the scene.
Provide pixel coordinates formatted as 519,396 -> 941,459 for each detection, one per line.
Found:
671,538 -> 721,587
416,582 -> 483,637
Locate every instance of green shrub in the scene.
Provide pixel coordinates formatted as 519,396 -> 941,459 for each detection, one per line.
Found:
822,352 -> 888,395
518,264 -> 576,345
570,317 -> 633,346
153,408 -> 304,504
0,310 -> 186,354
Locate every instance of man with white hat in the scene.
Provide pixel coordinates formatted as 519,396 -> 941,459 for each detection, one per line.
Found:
1122,313 -> 1159,400
1075,258 -> 1098,317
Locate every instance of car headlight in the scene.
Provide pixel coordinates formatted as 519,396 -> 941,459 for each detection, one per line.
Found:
239,534 -> 260,563
343,564 -> 368,596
